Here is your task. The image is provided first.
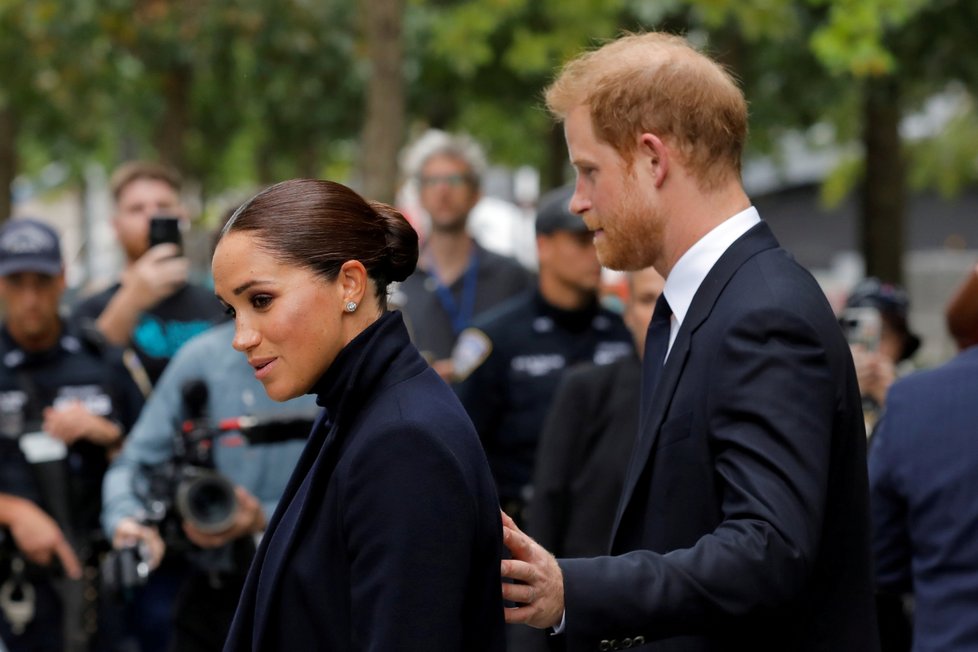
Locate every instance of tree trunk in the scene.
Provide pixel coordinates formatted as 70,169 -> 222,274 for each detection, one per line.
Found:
0,106 -> 17,222
359,0 -> 405,205
543,122 -> 567,193
861,76 -> 905,285
154,64 -> 193,173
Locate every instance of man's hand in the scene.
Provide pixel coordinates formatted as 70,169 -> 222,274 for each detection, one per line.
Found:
119,243 -> 190,311
113,517 -> 165,571
851,345 -> 897,406
42,401 -> 122,447
500,510 -> 565,629
97,243 -> 190,346
182,486 -> 266,549
7,499 -> 82,579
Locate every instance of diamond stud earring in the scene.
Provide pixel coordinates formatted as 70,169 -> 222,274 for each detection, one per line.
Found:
345,301 -> 358,313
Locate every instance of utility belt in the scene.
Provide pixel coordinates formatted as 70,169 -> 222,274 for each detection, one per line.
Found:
0,528 -> 108,647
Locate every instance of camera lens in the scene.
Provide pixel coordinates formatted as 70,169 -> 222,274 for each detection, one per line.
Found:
176,470 -> 238,534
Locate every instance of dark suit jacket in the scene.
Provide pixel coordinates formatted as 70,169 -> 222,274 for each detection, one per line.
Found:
870,345 -> 978,650
223,312 -> 505,652
529,355 -> 641,558
558,222 -> 879,651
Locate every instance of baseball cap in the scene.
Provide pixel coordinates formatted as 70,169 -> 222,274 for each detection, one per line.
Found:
845,277 -> 909,318
0,218 -> 63,277
535,185 -> 588,235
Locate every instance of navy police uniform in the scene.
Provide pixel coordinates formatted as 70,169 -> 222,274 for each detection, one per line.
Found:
454,291 -> 633,524
0,321 -> 144,650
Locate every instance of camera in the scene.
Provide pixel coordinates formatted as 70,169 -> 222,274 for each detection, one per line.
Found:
840,306 -> 882,352
135,380 -> 239,541
131,380 -> 316,549
110,379 -> 315,584
101,542 -> 151,596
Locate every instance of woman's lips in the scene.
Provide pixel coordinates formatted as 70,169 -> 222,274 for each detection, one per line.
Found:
250,357 -> 277,380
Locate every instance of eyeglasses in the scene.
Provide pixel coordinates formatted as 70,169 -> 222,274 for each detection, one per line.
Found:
418,174 -> 472,188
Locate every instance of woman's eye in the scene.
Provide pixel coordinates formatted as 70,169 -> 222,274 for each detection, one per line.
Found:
252,294 -> 273,310
221,304 -> 236,318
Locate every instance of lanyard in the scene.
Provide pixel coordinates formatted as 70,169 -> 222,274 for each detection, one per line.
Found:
427,248 -> 480,336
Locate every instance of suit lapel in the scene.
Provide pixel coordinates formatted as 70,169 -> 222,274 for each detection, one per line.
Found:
610,222 -> 781,546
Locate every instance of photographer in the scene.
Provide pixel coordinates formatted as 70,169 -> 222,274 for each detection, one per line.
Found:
841,277 -> 921,435
102,320 -> 314,652
0,219 -> 145,652
72,161 -> 227,387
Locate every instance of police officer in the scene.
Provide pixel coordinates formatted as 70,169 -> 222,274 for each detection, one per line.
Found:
0,218 -> 144,652
453,186 -> 633,527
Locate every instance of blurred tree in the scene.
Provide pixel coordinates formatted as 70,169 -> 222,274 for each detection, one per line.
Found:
407,0 -> 976,284
807,0 -> 978,284
97,0 -> 363,205
2,0 -> 975,289
360,0 -> 406,204
407,0 -> 630,190
0,0 -> 118,220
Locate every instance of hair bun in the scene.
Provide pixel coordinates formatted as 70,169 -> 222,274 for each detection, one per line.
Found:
369,201 -> 419,283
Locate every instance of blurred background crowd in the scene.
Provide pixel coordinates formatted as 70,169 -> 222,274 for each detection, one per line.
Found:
3,1 -> 978,651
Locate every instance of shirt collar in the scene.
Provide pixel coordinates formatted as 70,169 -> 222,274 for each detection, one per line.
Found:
662,206 -> 761,328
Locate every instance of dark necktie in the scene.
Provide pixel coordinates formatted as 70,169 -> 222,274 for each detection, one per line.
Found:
641,294 -> 673,403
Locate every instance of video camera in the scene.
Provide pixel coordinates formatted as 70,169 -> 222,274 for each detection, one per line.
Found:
103,380 -> 314,594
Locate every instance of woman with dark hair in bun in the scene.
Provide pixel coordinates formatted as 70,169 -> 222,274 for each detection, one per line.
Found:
212,179 -> 505,651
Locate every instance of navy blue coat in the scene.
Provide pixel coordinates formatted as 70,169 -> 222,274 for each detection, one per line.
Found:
870,345 -> 978,650
223,311 -> 505,652
558,223 -> 879,651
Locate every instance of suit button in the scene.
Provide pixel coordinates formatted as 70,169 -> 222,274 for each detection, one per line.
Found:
599,641 -> 611,651
633,636 -> 645,645
622,638 -> 633,648
610,640 -> 619,650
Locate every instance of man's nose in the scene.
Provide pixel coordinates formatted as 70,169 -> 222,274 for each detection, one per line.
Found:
569,186 -> 589,215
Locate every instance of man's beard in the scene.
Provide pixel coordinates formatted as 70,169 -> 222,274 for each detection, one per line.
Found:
595,192 -> 663,272
428,214 -> 468,235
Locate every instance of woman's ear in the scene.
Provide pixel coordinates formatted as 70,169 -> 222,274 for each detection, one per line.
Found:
338,260 -> 369,307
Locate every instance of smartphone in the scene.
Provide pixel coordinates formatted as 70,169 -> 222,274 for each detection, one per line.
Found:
148,215 -> 182,253
841,306 -> 882,352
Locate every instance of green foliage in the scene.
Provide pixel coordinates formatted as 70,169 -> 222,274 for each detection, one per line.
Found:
2,0 -> 977,214
907,93 -> 978,198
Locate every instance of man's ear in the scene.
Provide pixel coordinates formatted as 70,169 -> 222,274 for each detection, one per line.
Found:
638,133 -> 669,188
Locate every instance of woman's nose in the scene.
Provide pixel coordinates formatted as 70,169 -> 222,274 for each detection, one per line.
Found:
232,323 -> 260,352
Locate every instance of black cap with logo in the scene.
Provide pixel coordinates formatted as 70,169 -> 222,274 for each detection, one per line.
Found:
0,218 -> 63,277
